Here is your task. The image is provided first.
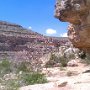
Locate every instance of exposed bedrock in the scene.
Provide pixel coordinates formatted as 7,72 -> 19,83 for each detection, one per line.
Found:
55,0 -> 90,56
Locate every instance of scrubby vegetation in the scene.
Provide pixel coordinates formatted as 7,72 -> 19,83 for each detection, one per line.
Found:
60,56 -> 68,67
45,53 -> 69,68
21,72 -> 47,85
0,59 -> 47,90
45,53 -> 60,68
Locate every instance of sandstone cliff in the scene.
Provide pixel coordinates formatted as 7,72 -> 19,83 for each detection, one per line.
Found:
55,0 -> 90,56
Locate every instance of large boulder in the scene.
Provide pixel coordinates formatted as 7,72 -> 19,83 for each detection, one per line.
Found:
55,0 -> 90,55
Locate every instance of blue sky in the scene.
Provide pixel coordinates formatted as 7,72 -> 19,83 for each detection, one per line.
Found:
0,0 -> 68,37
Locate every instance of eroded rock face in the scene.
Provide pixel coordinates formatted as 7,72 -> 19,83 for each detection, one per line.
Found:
55,0 -> 90,53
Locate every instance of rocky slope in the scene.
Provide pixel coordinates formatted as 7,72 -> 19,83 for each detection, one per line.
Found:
19,59 -> 90,90
55,0 -> 90,56
0,21 -> 69,63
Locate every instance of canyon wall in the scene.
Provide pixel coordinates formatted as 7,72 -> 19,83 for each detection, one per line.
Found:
55,0 -> 90,56
0,21 -> 69,64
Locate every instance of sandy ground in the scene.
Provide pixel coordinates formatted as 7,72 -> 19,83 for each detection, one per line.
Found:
19,59 -> 90,90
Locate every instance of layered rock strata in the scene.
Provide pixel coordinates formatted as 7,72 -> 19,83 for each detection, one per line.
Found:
0,21 -> 69,66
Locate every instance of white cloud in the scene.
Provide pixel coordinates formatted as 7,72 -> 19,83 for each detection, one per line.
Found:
46,28 -> 57,35
28,26 -> 32,29
60,33 -> 67,37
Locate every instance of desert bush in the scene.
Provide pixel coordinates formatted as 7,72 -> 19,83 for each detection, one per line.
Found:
0,59 -> 12,76
49,53 -> 58,62
68,53 -> 75,59
16,62 -> 30,72
64,52 -> 75,60
59,56 -> 68,67
0,71 -> 47,90
2,79 -> 20,90
45,53 -> 69,67
45,53 -> 60,68
0,59 -> 48,89
21,72 -> 47,85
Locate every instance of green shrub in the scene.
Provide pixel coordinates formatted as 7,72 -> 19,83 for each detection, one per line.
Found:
22,72 -> 47,85
0,59 -> 48,89
49,53 -> 58,61
68,53 -> 75,60
45,53 -> 69,68
0,59 -> 12,75
17,62 -> 29,72
2,79 -> 20,90
1,59 -> 10,67
59,56 -> 68,67
45,53 -> 60,68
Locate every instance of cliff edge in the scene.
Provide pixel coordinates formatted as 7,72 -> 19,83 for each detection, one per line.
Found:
55,0 -> 90,57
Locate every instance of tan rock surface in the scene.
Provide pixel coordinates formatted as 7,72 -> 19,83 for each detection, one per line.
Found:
55,0 -> 90,53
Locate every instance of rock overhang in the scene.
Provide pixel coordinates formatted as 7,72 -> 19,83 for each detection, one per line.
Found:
54,0 -> 90,52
